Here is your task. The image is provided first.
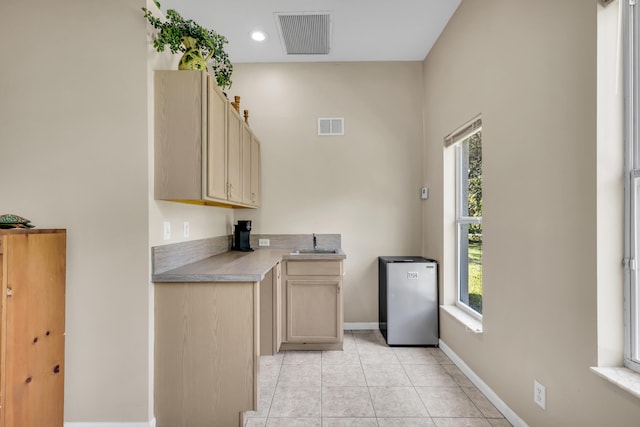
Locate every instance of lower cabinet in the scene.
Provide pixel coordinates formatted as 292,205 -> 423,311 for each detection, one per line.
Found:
155,281 -> 260,427
260,262 -> 281,355
280,260 -> 343,351
0,229 -> 66,427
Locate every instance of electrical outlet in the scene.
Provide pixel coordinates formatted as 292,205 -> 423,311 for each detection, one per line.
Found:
163,221 -> 171,240
534,380 -> 546,410
259,239 -> 270,247
183,221 -> 190,238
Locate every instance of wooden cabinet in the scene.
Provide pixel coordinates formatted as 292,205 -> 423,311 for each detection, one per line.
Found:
280,260 -> 343,351
260,262 -> 281,355
242,125 -> 262,207
154,70 -> 261,208
250,134 -> 262,206
227,105 -> 243,204
155,280 -> 260,427
0,229 -> 66,427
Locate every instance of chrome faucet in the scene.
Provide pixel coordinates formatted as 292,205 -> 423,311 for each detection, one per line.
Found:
313,233 -> 318,249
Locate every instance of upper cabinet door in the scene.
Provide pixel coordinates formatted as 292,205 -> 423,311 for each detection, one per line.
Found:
205,76 -> 228,201
226,106 -> 243,203
250,135 -> 261,206
241,124 -> 253,205
154,71 -> 206,201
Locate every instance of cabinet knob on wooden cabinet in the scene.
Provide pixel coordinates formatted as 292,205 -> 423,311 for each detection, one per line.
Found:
53,365 -> 60,374
6,288 -> 12,296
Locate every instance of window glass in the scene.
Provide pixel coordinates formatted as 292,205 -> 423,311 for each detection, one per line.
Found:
457,131 -> 483,317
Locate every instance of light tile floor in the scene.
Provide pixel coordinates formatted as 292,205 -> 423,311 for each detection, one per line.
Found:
244,330 -> 512,427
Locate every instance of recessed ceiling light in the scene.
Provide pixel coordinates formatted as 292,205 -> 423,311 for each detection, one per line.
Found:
250,31 -> 267,42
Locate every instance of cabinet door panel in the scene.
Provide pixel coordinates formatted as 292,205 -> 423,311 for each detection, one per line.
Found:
241,125 -> 252,205
154,71 -> 205,200
250,136 -> 261,206
205,78 -> 228,201
227,107 -> 243,203
287,279 -> 341,343
4,232 -> 65,427
286,261 -> 342,276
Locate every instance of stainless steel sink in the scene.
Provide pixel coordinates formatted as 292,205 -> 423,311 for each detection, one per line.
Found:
291,248 -> 339,255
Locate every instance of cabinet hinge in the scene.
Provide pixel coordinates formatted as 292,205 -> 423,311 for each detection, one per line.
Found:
631,0 -> 636,6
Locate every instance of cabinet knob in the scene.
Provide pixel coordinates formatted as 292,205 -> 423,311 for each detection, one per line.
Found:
6,288 -> 12,296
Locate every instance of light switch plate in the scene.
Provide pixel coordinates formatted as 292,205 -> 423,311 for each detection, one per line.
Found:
163,221 -> 171,240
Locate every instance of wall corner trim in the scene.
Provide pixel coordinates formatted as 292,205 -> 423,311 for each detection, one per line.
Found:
439,340 -> 529,427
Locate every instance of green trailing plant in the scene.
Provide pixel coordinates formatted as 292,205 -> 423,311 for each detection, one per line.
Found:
142,3 -> 233,89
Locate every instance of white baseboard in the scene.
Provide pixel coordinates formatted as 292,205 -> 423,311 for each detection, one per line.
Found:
65,419 -> 155,427
344,322 -> 379,330
439,340 -> 528,427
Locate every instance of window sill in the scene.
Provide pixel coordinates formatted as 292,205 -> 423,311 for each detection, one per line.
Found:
440,305 -> 483,333
591,366 -> 640,400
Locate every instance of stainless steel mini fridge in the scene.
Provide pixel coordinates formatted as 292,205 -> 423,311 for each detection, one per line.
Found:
379,256 -> 438,346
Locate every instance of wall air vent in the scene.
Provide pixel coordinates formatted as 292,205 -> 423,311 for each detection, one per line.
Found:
275,12 -> 332,55
318,117 -> 344,136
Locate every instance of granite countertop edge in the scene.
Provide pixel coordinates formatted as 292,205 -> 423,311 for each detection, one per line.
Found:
153,248 -> 346,283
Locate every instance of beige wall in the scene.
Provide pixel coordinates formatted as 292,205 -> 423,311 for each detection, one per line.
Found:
423,0 -> 640,425
0,0 -> 151,422
228,62 -> 424,322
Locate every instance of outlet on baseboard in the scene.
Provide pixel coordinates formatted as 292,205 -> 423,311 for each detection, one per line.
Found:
534,380 -> 546,410
258,239 -> 270,247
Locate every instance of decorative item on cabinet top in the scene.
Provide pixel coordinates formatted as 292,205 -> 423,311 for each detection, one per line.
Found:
0,213 -> 34,229
142,2 -> 233,89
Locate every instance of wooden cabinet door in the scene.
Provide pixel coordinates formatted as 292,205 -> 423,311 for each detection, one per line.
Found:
154,70 -> 206,201
205,76 -> 228,201
1,231 -> 65,427
274,262 -> 282,351
241,124 -> 252,205
250,135 -> 261,206
226,106 -> 243,203
259,262 -> 282,355
286,278 -> 342,343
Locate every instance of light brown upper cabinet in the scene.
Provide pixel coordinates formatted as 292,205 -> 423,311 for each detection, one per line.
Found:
226,105 -> 243,204
250,134 -> 262,206
242,124 -> 262,207
154,70 -> 261,208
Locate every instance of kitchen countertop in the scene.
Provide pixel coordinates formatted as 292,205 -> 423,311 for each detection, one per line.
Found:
152,247 -> 346,283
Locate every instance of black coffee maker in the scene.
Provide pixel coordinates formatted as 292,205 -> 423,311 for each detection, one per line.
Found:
233,220 -> 254,252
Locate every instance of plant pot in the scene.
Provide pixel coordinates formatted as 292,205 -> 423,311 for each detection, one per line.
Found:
178,36 -> 213,71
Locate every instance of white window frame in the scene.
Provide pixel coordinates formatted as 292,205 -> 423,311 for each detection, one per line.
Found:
446,116 -> 483,320
624,0 -> 640,373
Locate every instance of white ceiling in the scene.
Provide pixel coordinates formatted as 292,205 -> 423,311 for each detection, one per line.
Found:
157,0 -> 461,63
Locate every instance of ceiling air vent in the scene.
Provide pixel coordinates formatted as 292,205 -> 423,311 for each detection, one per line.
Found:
275,12 -> 332,55
318,118 -> 344,136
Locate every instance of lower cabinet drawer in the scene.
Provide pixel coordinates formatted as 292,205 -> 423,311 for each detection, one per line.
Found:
286,260 -> 342,276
